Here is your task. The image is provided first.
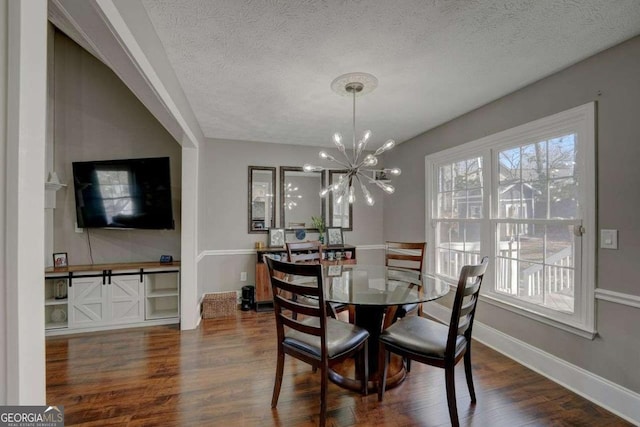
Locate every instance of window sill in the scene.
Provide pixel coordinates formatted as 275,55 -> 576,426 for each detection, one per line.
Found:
479,293 -> 597,339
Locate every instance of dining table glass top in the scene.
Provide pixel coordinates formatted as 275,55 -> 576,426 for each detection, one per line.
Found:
322,264 -> 450,306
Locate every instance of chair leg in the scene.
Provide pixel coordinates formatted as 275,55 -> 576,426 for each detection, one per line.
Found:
327,302 -> 338,319
464,347 -> 476,403
360,341 -> 369,396
377,344 -> 389,401
320,362 -> 328,427
271,349 -> 285,408
445,366 -> 459,427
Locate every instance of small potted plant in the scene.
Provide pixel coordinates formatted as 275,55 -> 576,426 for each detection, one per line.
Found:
311,216 -> 326,244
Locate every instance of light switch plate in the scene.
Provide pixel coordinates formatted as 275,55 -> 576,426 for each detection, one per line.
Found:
600,229 -> 618,249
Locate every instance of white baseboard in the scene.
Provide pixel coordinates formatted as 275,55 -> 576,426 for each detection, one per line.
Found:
423,302 -> 640,425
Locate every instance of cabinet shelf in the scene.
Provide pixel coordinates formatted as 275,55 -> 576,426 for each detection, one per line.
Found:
146,290 -> 179,298
45,320 -> 68,329
145,309 -> 179,320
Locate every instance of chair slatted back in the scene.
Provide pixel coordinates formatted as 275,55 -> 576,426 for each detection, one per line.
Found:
286,241 -> 323,264
385,242 -> 426,273
447,257 -> 489,355
265,257 -> 328,351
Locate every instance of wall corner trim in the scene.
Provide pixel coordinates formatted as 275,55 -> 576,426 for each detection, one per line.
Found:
423,302 -> 640,425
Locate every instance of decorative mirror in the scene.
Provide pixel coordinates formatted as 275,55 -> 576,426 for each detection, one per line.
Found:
280,166 -> 325,230
248,166 -> 276,233
328,170 -> 353,231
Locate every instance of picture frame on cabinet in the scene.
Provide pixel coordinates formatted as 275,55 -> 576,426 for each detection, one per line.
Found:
53,252 -> 68,268
326,227 -> 344,247
268,228 -> 286,248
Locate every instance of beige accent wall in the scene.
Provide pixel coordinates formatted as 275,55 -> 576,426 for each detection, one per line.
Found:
197,138 -> 385,293
52,31 -> 182,265
385,36 -> 640,393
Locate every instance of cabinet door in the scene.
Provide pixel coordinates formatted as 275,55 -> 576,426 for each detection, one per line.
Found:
110,275 -> 144,324
69,277 -> 108,327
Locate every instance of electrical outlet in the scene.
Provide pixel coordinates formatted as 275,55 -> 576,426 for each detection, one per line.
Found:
240,272 -> 247,282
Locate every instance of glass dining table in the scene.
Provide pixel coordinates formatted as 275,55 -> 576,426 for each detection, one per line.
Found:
322,264 -> 450,392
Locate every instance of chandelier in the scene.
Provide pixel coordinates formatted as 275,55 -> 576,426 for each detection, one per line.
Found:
304,72 -> 400,206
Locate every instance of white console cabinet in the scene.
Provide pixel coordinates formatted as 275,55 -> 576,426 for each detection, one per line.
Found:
45,262 -> 180,336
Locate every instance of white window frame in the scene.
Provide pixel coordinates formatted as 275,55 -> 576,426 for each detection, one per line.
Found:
425,103 -> 596,338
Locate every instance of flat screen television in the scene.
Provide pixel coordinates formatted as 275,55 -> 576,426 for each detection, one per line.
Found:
72,157 -> 175,230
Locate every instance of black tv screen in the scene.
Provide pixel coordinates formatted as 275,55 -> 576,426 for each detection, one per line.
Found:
72,157 -> 175,230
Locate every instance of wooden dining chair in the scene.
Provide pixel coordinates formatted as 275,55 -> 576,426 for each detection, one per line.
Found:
385,241 -> 426,318
286,241 -> 349,319
286,240 -> 323,263
385,241 -> 426,371
266,257 -> 369,427
378,257 -> 489,427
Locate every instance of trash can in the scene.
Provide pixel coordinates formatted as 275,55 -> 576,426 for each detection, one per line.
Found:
241,285 -> 255,311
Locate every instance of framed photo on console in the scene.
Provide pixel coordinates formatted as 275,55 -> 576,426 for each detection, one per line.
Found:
326,227 -> 344,247
53,252 -> 68,268
268,228 -> 286,248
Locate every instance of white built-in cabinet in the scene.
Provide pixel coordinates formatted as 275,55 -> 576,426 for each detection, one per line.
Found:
45,262 -> 180,336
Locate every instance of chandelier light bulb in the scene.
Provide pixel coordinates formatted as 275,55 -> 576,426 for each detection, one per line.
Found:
386,167 -> 402,176
363,154 -> 378,167
359,180 -> 375,206
319,187 -> 330,197
333,133 -> 346,153
303,164 -> 324,172
374,139 -> 396,156
357,130 -> 372,154
348,186 -> 356,204
375,180 -> 395,194
319,151 -> 338,162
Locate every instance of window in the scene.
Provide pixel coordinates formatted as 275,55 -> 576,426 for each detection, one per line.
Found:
426,103 -> 596,337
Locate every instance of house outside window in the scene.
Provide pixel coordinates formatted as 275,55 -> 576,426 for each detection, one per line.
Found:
425,103 -> 596,337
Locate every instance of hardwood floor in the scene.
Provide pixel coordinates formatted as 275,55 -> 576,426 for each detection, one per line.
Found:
47,310 -> 630,426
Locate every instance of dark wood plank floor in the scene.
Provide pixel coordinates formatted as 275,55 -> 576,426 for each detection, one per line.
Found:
46,310 -> 630,426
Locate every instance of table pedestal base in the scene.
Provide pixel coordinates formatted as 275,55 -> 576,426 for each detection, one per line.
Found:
328,305 -> 407,393
328,354 -> 406,393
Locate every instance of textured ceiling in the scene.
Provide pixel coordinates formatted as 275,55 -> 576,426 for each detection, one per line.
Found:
140,0 -> 640,148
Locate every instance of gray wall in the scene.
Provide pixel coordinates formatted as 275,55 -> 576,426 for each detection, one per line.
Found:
385,36 -> 640,392
52,31 -> 182,264
197,138 -> 385,294
0,0 -> 7,403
